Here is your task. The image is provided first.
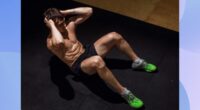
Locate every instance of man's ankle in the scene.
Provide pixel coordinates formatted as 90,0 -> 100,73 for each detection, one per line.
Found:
120,87 -> 130,96
132,58 -> 144,68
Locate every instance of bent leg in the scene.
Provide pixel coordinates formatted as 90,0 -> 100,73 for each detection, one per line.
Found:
94,32 -> 157,72
80,55 -> 125,93
94,32 -> 138,61
80,55 -> 144,108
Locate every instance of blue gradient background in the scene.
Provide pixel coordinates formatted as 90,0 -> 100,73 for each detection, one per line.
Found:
0,0 -> 199,109
0,0 -> 20,110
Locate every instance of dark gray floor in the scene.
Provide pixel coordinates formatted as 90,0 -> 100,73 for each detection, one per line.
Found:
22,0 -> 179,110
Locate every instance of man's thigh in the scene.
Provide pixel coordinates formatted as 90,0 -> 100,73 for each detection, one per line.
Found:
94,32 -> 118,57
80,56 -> 98,75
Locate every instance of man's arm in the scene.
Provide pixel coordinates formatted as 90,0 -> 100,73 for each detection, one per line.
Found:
44,18 -> 64,46
60,7 -> 93,25
50,24 -> 64,46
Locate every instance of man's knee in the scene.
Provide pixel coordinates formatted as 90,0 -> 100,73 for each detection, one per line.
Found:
107,31 -> 123,42
91,56 -> 105,69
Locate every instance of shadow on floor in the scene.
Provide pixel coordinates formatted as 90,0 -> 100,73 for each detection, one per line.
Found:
49,56 -> 135,104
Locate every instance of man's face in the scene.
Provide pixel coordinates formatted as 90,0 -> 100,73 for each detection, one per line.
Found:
53,17 -> 65,30
56,24 -> 67,34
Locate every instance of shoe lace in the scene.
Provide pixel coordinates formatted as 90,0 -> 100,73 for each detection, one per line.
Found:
127,92 -> 135,103
142,60 -> 148,68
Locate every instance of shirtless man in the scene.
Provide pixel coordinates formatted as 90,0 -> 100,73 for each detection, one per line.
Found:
44,7 -> 157,109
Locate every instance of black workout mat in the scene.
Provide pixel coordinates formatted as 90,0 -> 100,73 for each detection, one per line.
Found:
22,0 -> 179,110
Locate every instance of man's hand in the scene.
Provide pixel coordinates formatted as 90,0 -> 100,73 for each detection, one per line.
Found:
44,17 -> 55,28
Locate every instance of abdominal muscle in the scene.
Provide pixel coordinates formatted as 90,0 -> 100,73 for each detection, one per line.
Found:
63,41 -> 85,67
51,41 -> 85,67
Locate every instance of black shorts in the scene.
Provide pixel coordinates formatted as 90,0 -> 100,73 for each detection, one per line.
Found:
71,44 -> 98,75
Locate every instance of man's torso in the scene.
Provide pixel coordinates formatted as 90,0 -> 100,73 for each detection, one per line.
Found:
46,22 -> 85,67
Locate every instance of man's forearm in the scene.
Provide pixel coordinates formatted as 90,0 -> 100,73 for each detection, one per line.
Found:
50,25 -> 64,44
61,7 -> 92,15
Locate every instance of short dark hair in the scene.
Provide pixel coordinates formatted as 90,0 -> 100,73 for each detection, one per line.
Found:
44,8 -> 65,25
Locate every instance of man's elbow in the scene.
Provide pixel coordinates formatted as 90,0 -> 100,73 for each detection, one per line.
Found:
86,7 -> 93,15
52,40 -> 64,47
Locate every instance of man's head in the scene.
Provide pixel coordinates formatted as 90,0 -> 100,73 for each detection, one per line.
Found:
44,8 -> 66,30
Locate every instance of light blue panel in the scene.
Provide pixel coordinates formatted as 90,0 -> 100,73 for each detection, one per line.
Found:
0,0 -> 21,110
0,0 -> 20,52
0,52 -> 20,110
180,82 -> 190,110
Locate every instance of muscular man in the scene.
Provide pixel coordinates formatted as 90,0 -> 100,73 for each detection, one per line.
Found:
44,7 -> 157,109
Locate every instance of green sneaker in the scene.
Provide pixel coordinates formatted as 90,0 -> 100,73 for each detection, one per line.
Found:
132,59 -> 157,73
143,63 -> 157,72
122,91 -> 144,109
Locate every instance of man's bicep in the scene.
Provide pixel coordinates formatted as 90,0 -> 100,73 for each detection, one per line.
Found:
69,14 -> 91,25
68,15 -> 83,25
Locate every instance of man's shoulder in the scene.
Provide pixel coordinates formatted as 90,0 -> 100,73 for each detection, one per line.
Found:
66,21 -> 76,29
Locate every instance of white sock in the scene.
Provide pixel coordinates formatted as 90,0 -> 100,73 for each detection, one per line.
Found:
121,88 -> 130,96
132,58 -> 144,68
